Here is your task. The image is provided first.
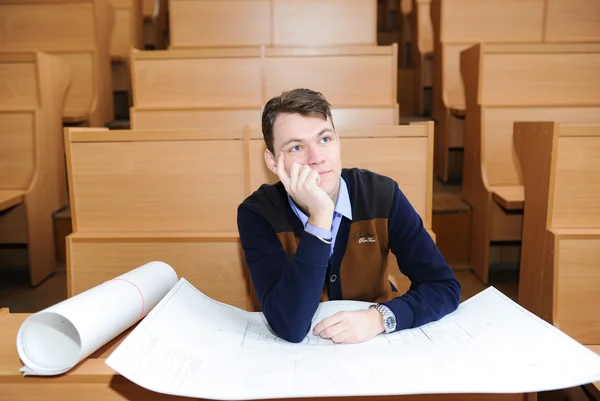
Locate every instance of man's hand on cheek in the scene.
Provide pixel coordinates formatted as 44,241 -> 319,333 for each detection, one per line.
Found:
275,152 -> 334,230
312,309 -> 385,344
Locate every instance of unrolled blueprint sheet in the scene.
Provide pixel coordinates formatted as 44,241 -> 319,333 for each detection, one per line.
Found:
106,279 -> 600,400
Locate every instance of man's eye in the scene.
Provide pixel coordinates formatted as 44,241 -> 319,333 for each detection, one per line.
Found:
321,137 -> 330,143
290,145 -> 301,152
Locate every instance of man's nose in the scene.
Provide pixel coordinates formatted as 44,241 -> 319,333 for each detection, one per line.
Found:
307,144 -> 325,165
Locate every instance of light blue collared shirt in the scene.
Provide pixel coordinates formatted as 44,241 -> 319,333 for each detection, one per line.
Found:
288,177 -> 352,257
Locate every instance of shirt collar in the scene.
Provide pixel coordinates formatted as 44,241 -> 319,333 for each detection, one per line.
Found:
288,176 -> 352,223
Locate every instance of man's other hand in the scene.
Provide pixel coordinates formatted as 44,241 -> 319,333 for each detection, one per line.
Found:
312,308 -> 384,344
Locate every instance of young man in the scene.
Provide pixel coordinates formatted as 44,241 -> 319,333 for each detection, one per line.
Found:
237,89 -> 461,344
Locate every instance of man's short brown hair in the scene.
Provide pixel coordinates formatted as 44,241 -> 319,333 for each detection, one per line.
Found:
261,88 -> 334,154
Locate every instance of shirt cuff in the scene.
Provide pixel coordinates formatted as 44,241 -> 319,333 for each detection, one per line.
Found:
304,223 -> 333,242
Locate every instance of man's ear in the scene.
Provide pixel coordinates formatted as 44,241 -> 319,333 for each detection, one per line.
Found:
264,148 -> 278,176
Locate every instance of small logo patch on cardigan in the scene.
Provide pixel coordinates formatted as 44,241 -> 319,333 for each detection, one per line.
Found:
352,229 -> 376,244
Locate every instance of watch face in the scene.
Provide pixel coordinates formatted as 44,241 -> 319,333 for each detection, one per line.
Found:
385,316 -> 395,329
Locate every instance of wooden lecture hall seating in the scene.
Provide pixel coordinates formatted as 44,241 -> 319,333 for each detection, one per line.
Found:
1,1 -> 600,399
460,42 -> 600,284
0,52 -> 71,286
430,0 -> 600,182
514,121 -> 600,398
129,44 -> 400,129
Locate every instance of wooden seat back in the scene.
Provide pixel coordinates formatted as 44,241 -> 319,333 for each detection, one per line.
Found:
0,52 -> 71,285
130,45 -> 399,129
168,0 -> 377,48
515,122 -> 600,345
65,123 -> 433,310
0,0 -> 115,126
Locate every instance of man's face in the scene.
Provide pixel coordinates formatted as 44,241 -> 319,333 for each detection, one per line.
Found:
266,113 -> 342,202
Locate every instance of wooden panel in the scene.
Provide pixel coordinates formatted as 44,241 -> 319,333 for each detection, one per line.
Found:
59,52 -> 95,119
69,138 -> 246,233
133,56 -> 262,107
545,0 -> 600,42
0,112 -> 35,189
132,108 -> 262,129
481,51 -> 600,106
0,61 -> 37,109
331,106 -> 398,126
552,134 -> 600,228
265,53 -> 394,106
482,107 -> 600,187
0,2 -> 95,51
272,0 -> 377,46
68,237 -> 251,310
169,0 -> 271,47
555,233 -> 600,344
438,0 -> 544,43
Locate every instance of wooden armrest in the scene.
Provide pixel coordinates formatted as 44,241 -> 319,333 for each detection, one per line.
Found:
0,190 -> 24,212
0,308 -> 9,317
450,107 -> 466,118
492,186 -> 524,211
63,112 -> 91,124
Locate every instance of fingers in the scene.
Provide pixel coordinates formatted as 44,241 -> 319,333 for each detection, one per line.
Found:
313,312 -> 345,336
289,163 -> 301,193
296,165 -> 312,190
276,151 -> 291,190
331,332 -> 353,344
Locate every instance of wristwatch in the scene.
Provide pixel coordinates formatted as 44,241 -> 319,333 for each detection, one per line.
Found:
370,304 -> 397,334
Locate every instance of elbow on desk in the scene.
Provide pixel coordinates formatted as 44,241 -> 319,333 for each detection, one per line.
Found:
266,316 -> 311,344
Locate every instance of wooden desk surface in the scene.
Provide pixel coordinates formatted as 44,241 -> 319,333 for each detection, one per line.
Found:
0,312 -> 535,401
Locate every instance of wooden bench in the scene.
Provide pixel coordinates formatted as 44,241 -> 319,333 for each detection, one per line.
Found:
0,52 -> 71,286
129,45 -> 399,129
0,0 -> 115,127
514,122 -> 600,398
0,310 -> 537,399
460,43 -> 600,283
63,123 -> 433,309
430,0 -> 600,182
169,0 -> 377,48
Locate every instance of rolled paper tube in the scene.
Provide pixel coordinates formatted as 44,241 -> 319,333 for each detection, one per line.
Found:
16,261 -> 178,376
